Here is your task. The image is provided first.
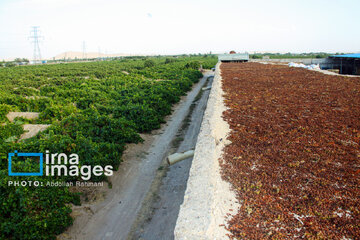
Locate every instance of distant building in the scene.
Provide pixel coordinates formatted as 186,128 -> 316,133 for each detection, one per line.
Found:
218,53 -> 249,62
328,54 -> 360,75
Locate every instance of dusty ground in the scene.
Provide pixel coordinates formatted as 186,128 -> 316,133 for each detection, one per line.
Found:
4,112 -> 50,141
19,124 -> 50,140
58,71 -> 213,240
6,112 -> 39,122
258,61 -> 358,77
311,68 -> 359,77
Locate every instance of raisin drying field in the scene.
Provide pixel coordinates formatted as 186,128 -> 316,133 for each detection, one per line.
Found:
220,62 -> 360,239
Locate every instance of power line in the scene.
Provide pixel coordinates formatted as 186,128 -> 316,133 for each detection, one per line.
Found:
29,26 -> 43,63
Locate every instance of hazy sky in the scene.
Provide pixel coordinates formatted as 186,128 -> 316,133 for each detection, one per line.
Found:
0,0 -> 359,59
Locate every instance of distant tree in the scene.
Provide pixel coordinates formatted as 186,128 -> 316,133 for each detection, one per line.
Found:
14,58 -> 29,63
250,54 -> 262,59
5,62 -> 16,67
165,58 -> 176,64
144,59 -> 155,68
185,61 -> 200,70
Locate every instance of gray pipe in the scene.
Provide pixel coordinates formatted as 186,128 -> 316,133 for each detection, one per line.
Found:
167,150 -> 195,165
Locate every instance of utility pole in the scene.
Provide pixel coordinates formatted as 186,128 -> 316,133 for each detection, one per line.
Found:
29,26 -> 43,64
82,41 -> 87,60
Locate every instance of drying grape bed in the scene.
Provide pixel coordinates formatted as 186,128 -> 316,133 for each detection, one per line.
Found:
220,62 -> 360,239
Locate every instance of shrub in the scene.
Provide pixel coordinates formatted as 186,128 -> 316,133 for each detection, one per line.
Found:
144,59 -> 155,68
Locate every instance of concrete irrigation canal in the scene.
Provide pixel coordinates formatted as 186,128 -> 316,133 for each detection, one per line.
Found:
59,70 -> 234,240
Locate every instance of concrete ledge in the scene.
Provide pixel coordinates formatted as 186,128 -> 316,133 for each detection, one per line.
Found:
6,112 -> 39,122
20,124 -> 50,141
174,63 -> 238,239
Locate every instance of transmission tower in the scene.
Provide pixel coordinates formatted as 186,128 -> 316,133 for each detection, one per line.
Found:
82,41 -> 87,60
29,26 -> 43,64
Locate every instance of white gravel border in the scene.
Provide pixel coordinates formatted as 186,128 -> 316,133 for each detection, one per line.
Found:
174,62 -> 238,239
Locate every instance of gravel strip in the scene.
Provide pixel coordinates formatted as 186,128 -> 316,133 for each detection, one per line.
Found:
175,63 -> 238,239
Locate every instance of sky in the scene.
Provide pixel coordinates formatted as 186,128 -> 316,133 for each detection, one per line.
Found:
0,0 -> 359,59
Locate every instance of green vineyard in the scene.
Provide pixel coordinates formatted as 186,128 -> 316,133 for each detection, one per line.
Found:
0,56 -> 217,239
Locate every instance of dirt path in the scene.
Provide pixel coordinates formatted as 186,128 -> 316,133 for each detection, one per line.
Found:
62,71 -> 213,240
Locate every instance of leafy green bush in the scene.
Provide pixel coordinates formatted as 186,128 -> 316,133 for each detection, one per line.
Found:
185,61 -> 200,70
0,123 -> 23,142
0,170 -> 79,240
165,58 -> 176,64
0,104 -> 16,123
144,59 -> 155,68
5,62 -> 16,68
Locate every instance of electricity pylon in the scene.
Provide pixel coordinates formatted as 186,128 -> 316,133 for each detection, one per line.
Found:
29,26 -> 43,64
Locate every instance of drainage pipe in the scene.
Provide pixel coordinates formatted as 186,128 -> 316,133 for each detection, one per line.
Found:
167,150 -> 195,165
